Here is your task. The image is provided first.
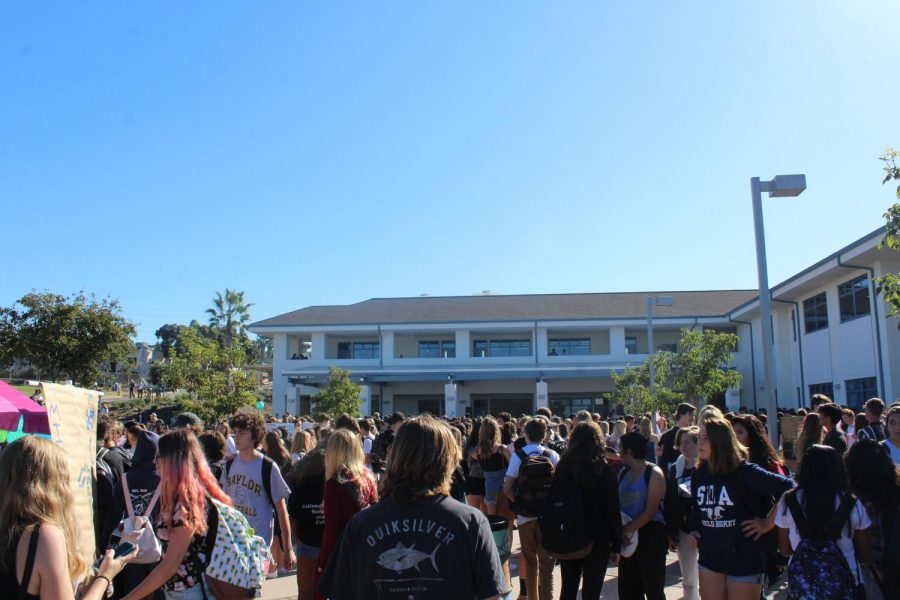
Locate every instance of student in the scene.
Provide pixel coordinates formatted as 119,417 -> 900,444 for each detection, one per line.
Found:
315,429 -> 378,599
221,413 -> 295,575
857,398 -> 886,442
818,403 -> 849,454
689,415 -> 794,600
287,430 -> 330,600
775,444 -> 874,599
665,426 -> 701,600
845,439 -> 900,599
290,429 -> 314,464
474,416 -> 507,517
555,421 -> 622,600
796,412 -> 823,466
731,414 -> 786,475
0,437 -> 137,600
658,403 -> 696,474
369,412 -> 404,475
639,417 -> 660,465
263,430 -> 293,476
503,417 -> 560,600
121,430 -> 233,600
317,415 -> 509,599
465,421 -> 486,512
197,430 -> 228,483
617,431 -> 668,600
884,406 -> 900,465
215,421 -> 237,458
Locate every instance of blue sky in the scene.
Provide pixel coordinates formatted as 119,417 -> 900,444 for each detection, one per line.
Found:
2,2 -> 899,341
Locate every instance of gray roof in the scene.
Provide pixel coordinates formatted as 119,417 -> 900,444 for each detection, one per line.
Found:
250,290 -> 759,328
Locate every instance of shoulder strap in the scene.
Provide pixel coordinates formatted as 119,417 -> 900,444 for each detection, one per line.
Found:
17,524 -> 40,600
643,464 -> 653,486
224,457 -> 235,480
121,473 -> 134,518
617,464 -> 631,484
97,447 -> 109,461
541,449 -> 553,459
261,456 -> 274,507
829,493 -> 856,539
784,491 -> 810,539
515,448 -> 528,463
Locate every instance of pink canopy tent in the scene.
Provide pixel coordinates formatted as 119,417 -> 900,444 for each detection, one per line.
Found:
0,381 -> 50,434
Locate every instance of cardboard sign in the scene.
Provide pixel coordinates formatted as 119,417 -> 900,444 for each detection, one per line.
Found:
41,382 -> 100,567
267,422 -> 295,435
780,414 -> 802,472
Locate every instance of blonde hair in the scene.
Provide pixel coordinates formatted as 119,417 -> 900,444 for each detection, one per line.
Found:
639,416 -> 658,442
325,428 -> 370,483
599,420 -> 609,438
0,437 -> 89,580
291,429 -> 313,455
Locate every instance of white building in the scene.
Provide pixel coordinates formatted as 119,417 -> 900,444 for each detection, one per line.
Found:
250,228 -> 899,417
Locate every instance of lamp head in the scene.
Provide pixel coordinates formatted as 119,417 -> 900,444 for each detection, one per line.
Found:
768,174 -> 807,197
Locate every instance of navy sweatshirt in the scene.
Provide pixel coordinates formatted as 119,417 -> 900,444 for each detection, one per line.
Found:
689,461 -> 794,576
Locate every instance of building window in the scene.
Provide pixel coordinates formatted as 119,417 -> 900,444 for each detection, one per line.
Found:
473,339 -> 531,357
550,397 -> 595,416
625,337 -> 638,355
845,377 -> 877,410
658,343 -> 677,353
337,342 -> 351,359
352,342 -> 379,359
548,338 -> 590,356
803,292 -> 828,333
838,276 -> 871,322
418,340 -> 455,358
808,382 -> 834,401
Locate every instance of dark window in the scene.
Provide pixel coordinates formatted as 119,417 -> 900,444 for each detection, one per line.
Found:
473,339 -> 531,357
802,292 -> 828,333
658,343 -> 677,353
337,342 -> 351,359
625,337 -> 638,355
352,342 -> 379,359
838,276 -> 871,322
845,377 -> 877,411
549,397 -> 595,416
808,382 -> 833,401
417,340 -> 455,358
548,338 -> 590,356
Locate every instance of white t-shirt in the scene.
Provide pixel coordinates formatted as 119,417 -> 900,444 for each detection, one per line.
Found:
363,436 -> 373,455
774,492 -> 871,583
505,443 -> 559,525
884,439 -> 900,465
225,435 -> 237,456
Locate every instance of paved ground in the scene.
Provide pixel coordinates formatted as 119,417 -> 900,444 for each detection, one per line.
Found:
260,529 -> 789,599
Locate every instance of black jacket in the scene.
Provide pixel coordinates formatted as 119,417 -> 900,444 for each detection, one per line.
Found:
103,431 -> 160,548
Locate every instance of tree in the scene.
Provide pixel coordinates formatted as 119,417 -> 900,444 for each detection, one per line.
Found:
0,291 -> 136,386
154,323 -> 182,356
159,327 -> 258,424
610,352 -> 682,416
875,148 -> 900,324
313,367 -> 362,417
206,289 -> 254,347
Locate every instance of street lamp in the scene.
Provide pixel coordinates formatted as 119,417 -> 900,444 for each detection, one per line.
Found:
751,174 -> 806,446
647,295 -> 674,397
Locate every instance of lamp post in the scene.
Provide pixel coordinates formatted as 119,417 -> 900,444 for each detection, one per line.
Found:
751,174 -> 806,446
647,295 -> 674,398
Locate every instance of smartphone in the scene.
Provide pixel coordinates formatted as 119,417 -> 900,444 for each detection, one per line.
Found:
93,541 -> 136,572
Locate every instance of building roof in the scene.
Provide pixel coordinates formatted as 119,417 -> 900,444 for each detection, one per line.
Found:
250,290 -> 759,328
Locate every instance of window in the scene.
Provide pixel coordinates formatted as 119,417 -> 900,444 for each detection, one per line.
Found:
352,342 -> 379,359
418,340 -> 455,358
803,292 -> 828,333
625,337 -> 638,355
808,382 -> 833,401
845,377 -> 877,410
473,339 -> 531,357
337,342 -> 351,359
658,343 -> 677,353
548,338 -> 590,356
838,276 -> 871,322
549,397 -> 595,416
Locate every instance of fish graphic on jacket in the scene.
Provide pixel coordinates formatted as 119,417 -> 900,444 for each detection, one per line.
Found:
376,542 -> 440,574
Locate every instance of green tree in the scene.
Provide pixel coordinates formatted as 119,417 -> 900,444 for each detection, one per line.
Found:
206,289 -> 254,347
313,367 -> 362,417
610,352 -> 682,416
670,328 -> 742,404
154,323 -> 182,356
0,291 -> 136,386
875,148 -> 900,324
159,328 -> 258,424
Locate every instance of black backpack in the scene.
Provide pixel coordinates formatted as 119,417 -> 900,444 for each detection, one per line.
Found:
539,472 -> 594,560
369,430 -> 394,475
512,448 -> 555,517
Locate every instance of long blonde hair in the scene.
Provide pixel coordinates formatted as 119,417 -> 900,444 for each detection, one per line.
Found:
325,428 -> 371,485
0,437 -> 89,579
291,429 -> 313,455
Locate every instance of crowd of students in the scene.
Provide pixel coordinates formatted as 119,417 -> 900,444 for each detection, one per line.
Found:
0,394 -> 899,599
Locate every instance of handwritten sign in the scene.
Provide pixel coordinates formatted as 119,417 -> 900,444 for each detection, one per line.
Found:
41,383 -> 99,566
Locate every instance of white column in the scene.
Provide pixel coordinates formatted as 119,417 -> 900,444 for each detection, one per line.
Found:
444,383 -> 458,417
358,384 -> 372,416
273,334 -> 288,361
455,329 -> 471,359
381,331 -> 395,362
311,332 -> 326,361
609,327 -> 627,355
536,327 -> 549,360
286,386 -> 298,417
535,381 -> 549,410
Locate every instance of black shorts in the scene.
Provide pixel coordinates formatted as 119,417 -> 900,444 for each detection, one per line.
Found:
466,476 -> 486,496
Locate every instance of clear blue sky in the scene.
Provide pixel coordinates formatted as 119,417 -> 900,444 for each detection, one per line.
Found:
2,2 -> 899,341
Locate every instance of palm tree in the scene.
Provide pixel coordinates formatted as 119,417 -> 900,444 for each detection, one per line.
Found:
206,289 -> 254,347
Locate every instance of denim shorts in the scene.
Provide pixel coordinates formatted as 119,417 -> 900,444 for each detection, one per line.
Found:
699,565 -> 765,585
483,470 -> 506,505
295,541 -> 320,560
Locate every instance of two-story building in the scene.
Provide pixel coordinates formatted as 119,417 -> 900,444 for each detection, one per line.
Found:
250,228 -> 900,417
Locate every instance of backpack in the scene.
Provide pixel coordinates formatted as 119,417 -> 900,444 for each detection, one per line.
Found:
539,471 -> 594,560
512,448 -> 555,518
200,498 -> 273,599
224,455 -> 274,508
784,492 -> 858,600
117,474 -> 162,564
859,423 -> 884,442
369,430 -> 393,474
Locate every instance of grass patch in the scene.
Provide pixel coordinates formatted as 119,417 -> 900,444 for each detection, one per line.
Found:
13,385 -> 39,396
